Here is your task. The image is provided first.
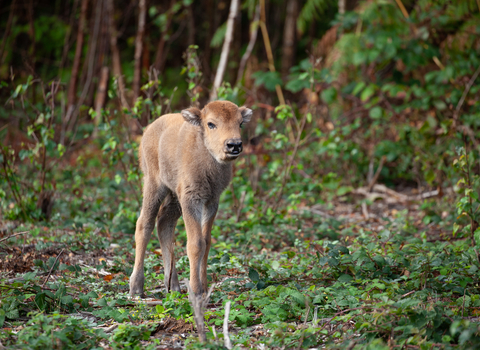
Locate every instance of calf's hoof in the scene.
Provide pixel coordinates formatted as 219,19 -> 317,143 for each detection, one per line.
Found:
129,271 -> 145,298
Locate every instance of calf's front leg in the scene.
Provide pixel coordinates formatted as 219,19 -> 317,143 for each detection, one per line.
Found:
129,182 -> 167,297
181,200 -> 211,296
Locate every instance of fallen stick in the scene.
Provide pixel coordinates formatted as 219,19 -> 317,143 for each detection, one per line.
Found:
366,156 -> 386,193
129,299 -> 163,306
0,231 -> 27,243
361,202 -> 369,220
223,301 -> 232,349
353,184 -> 444,203
42,248 -> 65,287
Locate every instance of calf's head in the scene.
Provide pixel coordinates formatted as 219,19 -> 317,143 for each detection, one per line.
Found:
181,101 -> 252,163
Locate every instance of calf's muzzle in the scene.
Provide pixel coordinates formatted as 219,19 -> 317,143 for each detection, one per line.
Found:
225,139 -> 243,154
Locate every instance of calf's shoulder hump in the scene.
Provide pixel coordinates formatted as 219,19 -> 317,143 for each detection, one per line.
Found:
140,113 -> 184,174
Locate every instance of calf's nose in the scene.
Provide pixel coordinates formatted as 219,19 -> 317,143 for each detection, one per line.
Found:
225,139 -> 243,154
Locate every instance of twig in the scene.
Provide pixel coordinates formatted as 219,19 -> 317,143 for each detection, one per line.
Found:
259,0 -> 285,105
0,0 -> 17,65
185,279 -> 214,343
271,107 -> 309,212
366,156 -> 386,192
0,147 -> 28,219
165,86 -> 177,115
42,248 -> 65,287
223,300 -> 233,349
455,64 -> 480,119
210,0 -> 239,100
0,231 -> 27,243
317,306 -> 387,332
400,290 -> 416,298
394,0 -> 409,18
103,324 -> 119,333
236,191 -> 246,223
297,302 -> 310,350
346,340 -> 358,350
361,202 -> 369,220
236,3 -> 260,86
313,306 -> 319,325
303,303 -> 310,326
129,299 -> 163,306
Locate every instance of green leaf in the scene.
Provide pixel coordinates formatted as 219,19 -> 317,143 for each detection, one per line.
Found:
248,268 -> 260,282
352,81 -> 366,95
252,71 -> 283,92
23,272 -> 37,281
156,304 -> 165,314
5,309 -> 19,319
211,22 -> 227,48
361,85 -> 376,102
338,274 -> 353,283
297,0 -> 331,34
321,87 -> 337,104
369,106 -> 383,119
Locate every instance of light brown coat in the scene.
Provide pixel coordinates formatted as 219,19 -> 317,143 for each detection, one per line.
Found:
129,101 -> 252,296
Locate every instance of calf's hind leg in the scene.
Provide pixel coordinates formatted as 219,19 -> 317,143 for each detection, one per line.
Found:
157,193 -> 182,292
129,180 -> 168,297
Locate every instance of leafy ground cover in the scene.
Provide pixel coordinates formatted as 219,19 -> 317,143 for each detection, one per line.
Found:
2,177 -> 480,349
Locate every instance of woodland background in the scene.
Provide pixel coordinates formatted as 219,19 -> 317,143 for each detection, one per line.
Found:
2,0 -> 480,349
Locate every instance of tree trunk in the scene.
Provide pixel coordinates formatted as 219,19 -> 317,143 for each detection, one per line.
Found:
133,0 -> 147,104
0,0 -> 17,65
67,0 -> 103,134
107,0 -> 129,109
28,0 -> 36,74
229,6 -> 241,84
153,0 -> 176,72
210,0 -> 239,101
187,4 -> 195,47
202,0 -> 214,83
58,0 -> 80,78
281,0 -> 298,77
93,66 -> 110,137
62,0 -> 89,144
338,0 -> 346,14
346,0 -> 359,11
236,3 -> 260,86
259,0 -> 285,105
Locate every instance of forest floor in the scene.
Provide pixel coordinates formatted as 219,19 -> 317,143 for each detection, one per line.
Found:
2,181 -> 478,349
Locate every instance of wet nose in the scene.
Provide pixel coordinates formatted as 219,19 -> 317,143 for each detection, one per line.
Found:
225,139 -> 243,154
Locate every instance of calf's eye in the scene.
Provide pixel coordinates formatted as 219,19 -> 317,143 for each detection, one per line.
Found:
208,122 -> 216,129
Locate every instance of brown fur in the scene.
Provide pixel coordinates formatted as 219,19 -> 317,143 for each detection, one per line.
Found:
129,101 -> 252,297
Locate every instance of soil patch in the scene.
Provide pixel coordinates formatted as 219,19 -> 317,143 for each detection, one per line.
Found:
153,317 -> 194,335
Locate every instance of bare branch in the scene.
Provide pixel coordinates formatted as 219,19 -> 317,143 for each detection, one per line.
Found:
223,300 -> 232,349
211,0 -> 239,100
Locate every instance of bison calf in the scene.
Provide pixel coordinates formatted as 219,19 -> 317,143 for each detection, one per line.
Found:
129,101 -> 252,297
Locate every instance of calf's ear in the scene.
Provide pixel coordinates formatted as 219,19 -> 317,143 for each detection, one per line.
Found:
239,107 -> 253,123
181,107 -> 202,126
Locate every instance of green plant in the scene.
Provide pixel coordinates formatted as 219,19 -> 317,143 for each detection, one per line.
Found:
453,145 -> 480,246
110,323 -> 155,350
9,313 -> 107,349
182,45 -> 203,105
